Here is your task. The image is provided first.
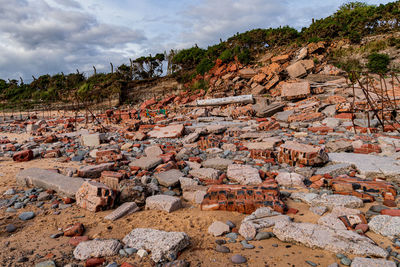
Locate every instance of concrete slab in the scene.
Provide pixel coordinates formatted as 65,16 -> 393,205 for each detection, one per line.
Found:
16,168 -> 84,198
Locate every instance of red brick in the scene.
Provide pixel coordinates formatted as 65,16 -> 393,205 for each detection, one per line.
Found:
13,150 -> 34,162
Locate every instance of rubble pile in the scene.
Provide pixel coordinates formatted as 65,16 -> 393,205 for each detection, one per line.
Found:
1,42 -> 400,266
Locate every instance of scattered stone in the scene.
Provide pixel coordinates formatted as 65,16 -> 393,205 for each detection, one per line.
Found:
145,195 -> 182,212
275,172 -> 305,187
122,228 -> 190,263
155,169 -> 183,187
350,257 -> 396,267
19,211 -> 35,221
369,215 -> 400,238
73,239 -> 122,260
227,164 -> 262,185
76,181 -> 116,212
129,156 -> 163,171
231,254 -> 247,264
215,245 -> 230,253
105,202 -> 139,221
208,221 -> 230,237
189,168 -> 221,180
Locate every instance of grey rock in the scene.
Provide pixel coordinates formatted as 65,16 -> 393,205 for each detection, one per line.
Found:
231,254 -> 247,264
6,224 -> 16,232
215,245 -> 230,253
310,206 -> 328,216
122,228 -> 190,263
129,156 -> 163,171
73,239 -> 122,260
255,232 -> 272,240
293,193 -> 363,209
35,261 -> 56,267
155,169 -> 184,187
19,211 -> 35,221
16,168 -> 84,198
341,257 -> 352,266
240,240 -> 255,249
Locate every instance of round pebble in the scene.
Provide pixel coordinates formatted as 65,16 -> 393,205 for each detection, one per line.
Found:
255,232 -> 271,240
6,224 -> 16,233
340,257 -> 352,266
231,254 -> 247,264
19,211 -> 35,221
215,245 -> 230,253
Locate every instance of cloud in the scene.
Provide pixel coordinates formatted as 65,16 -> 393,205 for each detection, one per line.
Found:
0,0 -> 146,80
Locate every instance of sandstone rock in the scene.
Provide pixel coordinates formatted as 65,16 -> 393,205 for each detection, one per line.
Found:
155,169 -> 184,187
311,194 -> 364,209
145,195 -> 182,212
368,215 -> 400,238
148,124 -> 184,139
122,228 -> 190,263
145,146 -> 163,157
182,132 -> 199,144
104,202 -> 139,221
16,168 -> 84,198
208,221 -> 230,236
129,157 -> 163,171
189,168 -> 220,180
325,140 -> 353,153
275,172 -> 305,187
273,221 -> 387,257
281,81 -> 310,99
179,177 -> 198,190
73,239 -> 122,260
227,164 -> 262,185
286,62 -> 307,78
202,157 -> 233,171
315,163 -> 354,177
81,133 -> 102,147
351,257 -> 396,267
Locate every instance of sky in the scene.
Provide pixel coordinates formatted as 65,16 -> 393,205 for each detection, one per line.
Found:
0,0 -> 395,81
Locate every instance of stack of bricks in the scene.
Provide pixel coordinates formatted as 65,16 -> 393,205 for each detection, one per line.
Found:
288,112 -> 324,123
100,171 -> 127,190
197,135 -> 221,151
353,144 -> 382,154
257,120 -> 280,131
96,150 -> 124,163
201,182 -> 287,214
328,176 -> 396,202
76,181 -> 116,212
249,150 -> 276,164
278,141 -> 329,166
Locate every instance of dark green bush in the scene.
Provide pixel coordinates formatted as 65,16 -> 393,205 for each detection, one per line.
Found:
196,58 -> 214,75
219,49 -> 233,63
367,53 -> 390,73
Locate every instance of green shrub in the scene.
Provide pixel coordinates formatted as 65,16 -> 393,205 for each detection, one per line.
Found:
196,58 -> 214,75
219,49 -> 233,63
191,79 -> 208,91
367,53 -> 390,73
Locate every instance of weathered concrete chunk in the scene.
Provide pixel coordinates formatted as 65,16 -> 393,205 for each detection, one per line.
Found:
202,157 -> 233,171
227,164 -> 262,185
145,146 -> 163,157
369,215 -> 400,238
77,163 -> 114,178
145,195 -> 182,212
73,239 -> 121,260
273,221 -> 387,257
104,202 -> 139,221
81,133 -> 102,147
239,207 -> 291,240
286,62 -> 307,78
148,124 -> 184,139
208,221 -> 230,237
16,168 -> 84,198
351,257 -> 396,267
275,172 -> 304,187
281,81 -> 310,99
155,169 -> 184,187
329,153 -> 400,181
291,192 -> 363,208
129,156 -> 163,170
315,163 -> 355,177
189,168 -> 221,180
122,228 -> 190,263
76,181 -> 116,212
